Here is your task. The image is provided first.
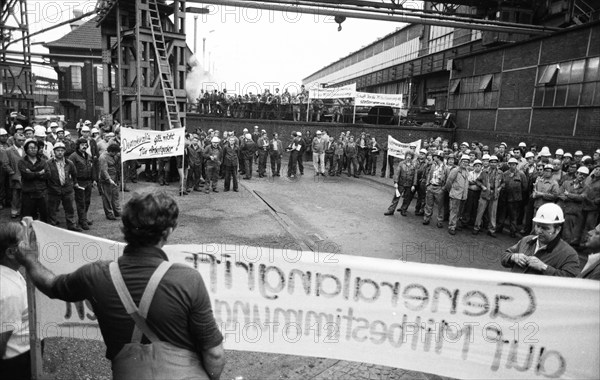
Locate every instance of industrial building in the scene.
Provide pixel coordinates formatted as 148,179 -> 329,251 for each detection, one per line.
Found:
303,1 -> 600,151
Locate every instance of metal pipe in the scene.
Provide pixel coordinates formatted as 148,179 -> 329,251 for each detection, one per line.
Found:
186,0 -> 558,34
2,50 -> 101,59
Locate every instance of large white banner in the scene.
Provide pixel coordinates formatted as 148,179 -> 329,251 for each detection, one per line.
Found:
387,135 -> 421,159
355,92 -> 403,108
120,127 -> 185,162
31,222 -> 600,380
309,83 -> 356,99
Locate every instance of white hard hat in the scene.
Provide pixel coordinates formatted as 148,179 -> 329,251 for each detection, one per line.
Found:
15,124 -> 23,130
564,152 -> 573,158
65,130 -> 71,136
242,128 -> 248,133
46,127 -> 52,133
574,150 -> 583,156
211,136 -> 220,143
297,132 -> 302,137
245,133 -> 252,140
508,157 -> 518,164
0,128 -> 7,135
555,148 -> 564,155
577,166 -> 590,175
50,122 -> 59,128
582,155 -> 592,162
499,142 -> 507,148
91,127 -> 100,134
518,142 -> 527,147
56,127 -> 64,133
81,126 -> 91,132
84,120 -> 92,125
489,155 -> 499,162
473,159 -> 482,165
525,152 -> 534,159
53,141 -> 66,150
34,126 -> 46,137
419,148 -> 428,154
532,203 -> 564,224
316,130 -> 322,134
481,154 -> 491,160
460,154 -> 470,162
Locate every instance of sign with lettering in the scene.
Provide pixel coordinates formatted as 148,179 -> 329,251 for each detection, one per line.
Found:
355,92 -> 404,108
387,135 -> 421,159
30,222 -> 600,379
120,127 -> 185,162
309,83 -> 356,99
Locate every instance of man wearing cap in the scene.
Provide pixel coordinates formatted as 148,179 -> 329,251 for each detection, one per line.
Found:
19,139 -> 50,222
22,127 -> 34,140
413,149 -> 429,215
473,155 -> 503,236
557,166 -> 589,246
324,135 -> 336,176
498,158 -> 528,237
573,150 -> 584,165
286,133 -> 303,178
81,125 -> 100,193
344,135 -> 359,178
311,131 -> 327,177
580,166 -> 600,245
34,126 -> 53,159
69,138 -> 94,230
532,164 -> 559,219
269,133 -> 283,177
422,150 -> 446,227
186,135 -> 204,192
501,203 -> 579,277
384,151 -> 416,216
256,131 -> 270,178
45,142 -> 82,231
203,137 -> 222,193
444,154 -> 470,235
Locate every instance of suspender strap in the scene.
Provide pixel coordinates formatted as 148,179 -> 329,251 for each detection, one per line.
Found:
109,261 -> 173,344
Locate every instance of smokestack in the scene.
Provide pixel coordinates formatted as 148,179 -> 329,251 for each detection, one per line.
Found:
71,9 -> 84,30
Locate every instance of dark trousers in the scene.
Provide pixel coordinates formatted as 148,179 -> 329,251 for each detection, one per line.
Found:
258,150 -> 268,176
325,153 -> 334,174
461,189 -> 481,226
48,191 -> 77,227
206,166 -> 219,190
288,151 -> 298,176
224,165 -> 238,191
415,182 -> 426,214
297,152 -> 304,174
400,186 -> 415,212
74,184 -> 92,225
0,165 -> 7,206
369,155 -> 378,175
21,192 -> 48,222
244,158 -> 253,179
334,155 -> 344,175
187,164 -> 203,190
125,160 -> 138,183
158,159 -> 170,184
380,155 -> 394,177
347,156 -> 358,176
270,152 -> 281,175
357,153 -> 366,174
100,182 -> 120,218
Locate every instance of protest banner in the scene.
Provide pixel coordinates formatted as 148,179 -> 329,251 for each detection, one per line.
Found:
30,222 -> 600,380
120,127 -> 185,163
355,92 -> 403,108
309,83 -> 356,99
387,135 -> 421,160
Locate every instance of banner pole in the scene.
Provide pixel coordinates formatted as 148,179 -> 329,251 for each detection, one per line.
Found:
306,92 -> 310,122
353,104 -> 356,124
181,153 -> 185,195
26,277 -> 43,380
120,154 -> 125,207
386,135 -> 390,179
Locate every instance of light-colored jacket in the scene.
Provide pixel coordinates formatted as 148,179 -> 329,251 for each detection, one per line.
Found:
445,166 -> 469,200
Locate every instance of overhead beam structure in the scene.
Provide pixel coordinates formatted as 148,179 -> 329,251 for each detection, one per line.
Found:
187,0 -> 560,35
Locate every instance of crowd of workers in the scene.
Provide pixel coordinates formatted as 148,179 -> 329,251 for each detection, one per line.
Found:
196,87 -> 354,123
1,121 -> 599,248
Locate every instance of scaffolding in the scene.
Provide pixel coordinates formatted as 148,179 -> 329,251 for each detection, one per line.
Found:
96,0 -> 187,130
0,0 -> 35,126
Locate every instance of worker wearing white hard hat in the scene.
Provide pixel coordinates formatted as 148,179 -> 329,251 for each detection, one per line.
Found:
473,153 -> 503,237
502,202 -> 580,277
502,157 -> 528,237
443,152 -> 470,235
203,136 -> 222,193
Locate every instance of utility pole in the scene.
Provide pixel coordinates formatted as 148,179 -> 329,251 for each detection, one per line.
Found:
193,15 -> 198,54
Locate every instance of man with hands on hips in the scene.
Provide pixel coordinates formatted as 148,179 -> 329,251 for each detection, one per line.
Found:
501,202 -> 580,277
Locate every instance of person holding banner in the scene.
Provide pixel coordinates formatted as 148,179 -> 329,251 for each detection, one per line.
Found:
501,203 -> 580,277
0,222 -> 31,380
16,193 -> 225,380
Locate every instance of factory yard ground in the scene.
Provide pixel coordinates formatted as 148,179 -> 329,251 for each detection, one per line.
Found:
3,160 -> 532,380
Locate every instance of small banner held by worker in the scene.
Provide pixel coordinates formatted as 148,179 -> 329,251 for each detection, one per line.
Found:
30,222 -> 600,380
387,135 -> 421,159
309,83 -> 356,99
120,127 -> 185,162
355,92 -> 403,108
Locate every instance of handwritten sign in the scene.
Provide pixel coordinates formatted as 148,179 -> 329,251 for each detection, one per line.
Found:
30,222 -> 600,380
309,83 -> 356,99
355,92 -> 404,108
387,135 -> 421,159
120,127 -> 185,162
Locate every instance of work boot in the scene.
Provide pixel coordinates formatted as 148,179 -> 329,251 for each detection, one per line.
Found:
384,211 -> 394,216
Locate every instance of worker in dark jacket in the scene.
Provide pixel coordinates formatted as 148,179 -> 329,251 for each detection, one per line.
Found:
222,136 -> 239,192
69,138 -> 94,230
501,203 -> 580,277
240,133 -> 257,180
46,142 -> 82,231
498,157 -> 528,237
18,139 -> 50,222
203,136 -> 222,193
186,135 -> 204,192
384,151 -> 416,216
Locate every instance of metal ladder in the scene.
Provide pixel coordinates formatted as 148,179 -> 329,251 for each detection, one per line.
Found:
147,0 -> 181,129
